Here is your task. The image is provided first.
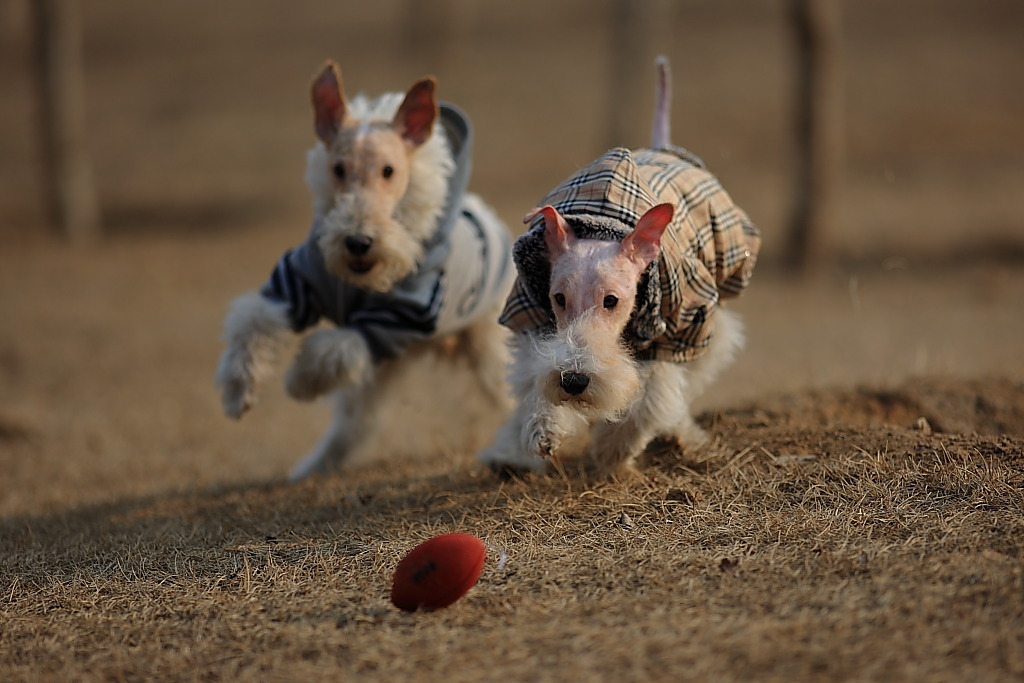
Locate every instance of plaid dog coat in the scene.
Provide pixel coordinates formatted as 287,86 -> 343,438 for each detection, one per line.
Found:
499,146 -> 760,363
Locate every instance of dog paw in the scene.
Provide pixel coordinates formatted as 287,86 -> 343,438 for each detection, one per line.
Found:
590,458 -> 642,483
220,376 -> 254,419
666,419 -> 708,450
285,328 -> 371,401
478,442 -> 549,475
523,419 -> 559,460
215,351 -> 257,419
288,447 -> 337,482
489,462 -> 542,481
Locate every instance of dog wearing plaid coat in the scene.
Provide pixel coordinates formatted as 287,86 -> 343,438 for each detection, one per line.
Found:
216,62 -> 514,480
478,58 -> 761,477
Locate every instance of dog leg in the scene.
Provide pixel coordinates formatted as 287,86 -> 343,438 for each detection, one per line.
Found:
285,327 -> 373,401
477,396 -> 575,474
681,309 -> 744,400
659,312 -> 744,450
477,402 -> 549,474
522,399 -> 575,461
477,335 -> 569,474
288,383 -> 373,481
458,311 -> 514,413
215,292 -> 291,419
589,414 -> 654,477
589,362 -> 695,476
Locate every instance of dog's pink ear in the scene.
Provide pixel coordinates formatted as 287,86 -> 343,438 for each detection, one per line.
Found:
623,203 -> 674,265
526,206 -> 573,256
311,61 -> 347,143
394,77 -> 438,146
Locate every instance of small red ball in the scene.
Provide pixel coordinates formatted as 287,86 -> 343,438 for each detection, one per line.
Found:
390,533 -> 487,612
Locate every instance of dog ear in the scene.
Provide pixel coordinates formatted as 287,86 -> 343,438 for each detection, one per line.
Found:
394,77 -> 438,146
311,61 -> 347,144
623,203 -> 674,265
526,206 -> 573,256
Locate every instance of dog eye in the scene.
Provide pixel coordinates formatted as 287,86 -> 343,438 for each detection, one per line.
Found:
332,163 -> 345,181
553,293 -> 566,308
382,165 -> 394,179
603,295 -> 618,309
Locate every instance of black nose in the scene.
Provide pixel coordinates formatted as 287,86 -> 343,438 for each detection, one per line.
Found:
560,372 -> 590,395
345,235 -> 373,257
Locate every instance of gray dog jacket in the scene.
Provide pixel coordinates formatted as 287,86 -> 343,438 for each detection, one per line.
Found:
260,104 -> 513,362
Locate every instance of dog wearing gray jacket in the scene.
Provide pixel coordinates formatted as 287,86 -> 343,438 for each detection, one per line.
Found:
216,62 -> 514,480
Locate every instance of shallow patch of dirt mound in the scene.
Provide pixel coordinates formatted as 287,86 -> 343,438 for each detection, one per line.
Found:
715,376 -> 1024,438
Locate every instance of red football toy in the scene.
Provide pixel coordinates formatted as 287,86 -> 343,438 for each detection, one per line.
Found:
390,533 -> 487,612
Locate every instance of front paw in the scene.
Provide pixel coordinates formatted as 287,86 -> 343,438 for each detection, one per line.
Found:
285,328 -> 370,401
220,375 -> 254,419
523,415 -> 560,460
478,440 -> 549,476
215,351 -> 256,419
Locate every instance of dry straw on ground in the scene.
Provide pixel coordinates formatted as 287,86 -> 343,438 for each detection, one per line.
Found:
3,378 -> 1022,682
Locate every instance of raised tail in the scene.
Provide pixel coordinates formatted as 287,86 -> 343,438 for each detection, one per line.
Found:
651,56 -> 672,149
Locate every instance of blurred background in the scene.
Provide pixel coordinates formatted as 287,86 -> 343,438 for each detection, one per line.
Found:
2,0 -> 1021,259
0,0 -> 1021,512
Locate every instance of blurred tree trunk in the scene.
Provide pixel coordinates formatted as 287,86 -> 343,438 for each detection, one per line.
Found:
30,0 -> 100,243
787,0 -> 843,272
605,0 -> 670,149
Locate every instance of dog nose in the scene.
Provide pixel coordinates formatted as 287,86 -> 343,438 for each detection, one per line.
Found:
344,235 -> 373,256
560,372 -> 590,395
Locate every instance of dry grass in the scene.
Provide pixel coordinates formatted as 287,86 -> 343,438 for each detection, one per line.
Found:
3,385 -> 1023,682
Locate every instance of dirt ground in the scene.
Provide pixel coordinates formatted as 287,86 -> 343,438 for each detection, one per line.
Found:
1,0 -> 1022,681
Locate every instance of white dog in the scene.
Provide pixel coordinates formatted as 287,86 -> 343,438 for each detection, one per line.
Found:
478,58 -> 761,477
216,62 -> 514,480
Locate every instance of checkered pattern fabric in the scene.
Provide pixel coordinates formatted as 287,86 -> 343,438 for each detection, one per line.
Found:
499,146 -> 760,363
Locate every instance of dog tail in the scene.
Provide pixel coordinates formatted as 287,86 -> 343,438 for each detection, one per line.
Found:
651,56 -> 672,149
